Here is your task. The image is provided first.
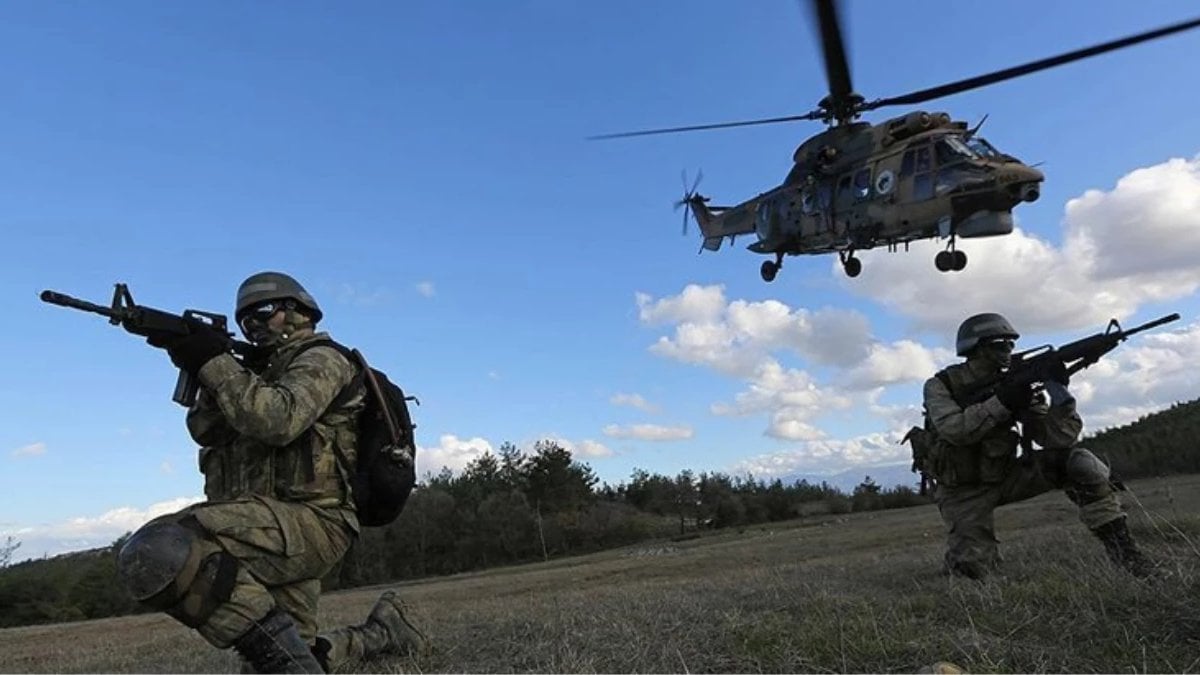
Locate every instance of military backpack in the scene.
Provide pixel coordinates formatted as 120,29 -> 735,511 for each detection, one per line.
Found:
296,339 -> 419,527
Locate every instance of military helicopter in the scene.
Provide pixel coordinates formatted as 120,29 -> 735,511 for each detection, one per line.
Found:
592,1 -> 1200,281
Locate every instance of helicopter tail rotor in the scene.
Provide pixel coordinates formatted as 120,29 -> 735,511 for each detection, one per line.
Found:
674,169 -> 705,235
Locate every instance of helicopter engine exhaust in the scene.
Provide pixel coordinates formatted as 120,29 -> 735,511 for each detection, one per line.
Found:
1018,183 -> 1040,203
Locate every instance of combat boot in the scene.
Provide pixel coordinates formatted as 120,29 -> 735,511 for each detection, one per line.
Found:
313,590 -> 429,671
232,608 -> 325,674
1094,517 -> 1155,578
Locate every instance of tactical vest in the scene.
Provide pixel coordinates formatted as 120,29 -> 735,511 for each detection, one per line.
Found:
198,333 -> 365,508
927,362 -> 1020,487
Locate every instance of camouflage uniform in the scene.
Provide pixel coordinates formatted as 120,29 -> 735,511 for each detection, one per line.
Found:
116,272 -> 427,673
924,358 -> 1123,578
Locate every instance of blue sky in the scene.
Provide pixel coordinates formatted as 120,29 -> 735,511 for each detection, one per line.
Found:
3,1 -> 1199,561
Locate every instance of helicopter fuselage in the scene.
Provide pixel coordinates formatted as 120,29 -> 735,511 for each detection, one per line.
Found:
687,110 -> 1044,277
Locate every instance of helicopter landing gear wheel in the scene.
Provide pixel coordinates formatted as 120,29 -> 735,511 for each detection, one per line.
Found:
843,256 -> 862,277
936,238 -> 966,273
839,250 -> 862,278
760,260 -> 779,283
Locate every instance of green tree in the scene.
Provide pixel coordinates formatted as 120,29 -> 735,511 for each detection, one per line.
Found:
0,536 -> 19,569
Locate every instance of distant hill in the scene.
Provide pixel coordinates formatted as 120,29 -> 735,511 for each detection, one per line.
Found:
781,462 -> 918,493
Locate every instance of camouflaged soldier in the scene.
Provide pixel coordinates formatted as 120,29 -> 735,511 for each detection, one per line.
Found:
115,272 -> 428,673
923,312 -> 1153,580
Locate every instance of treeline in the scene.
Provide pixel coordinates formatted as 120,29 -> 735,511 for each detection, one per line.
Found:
331,441 -> 926,589
1084,398 -> 1200,480
4,396 -> 1199,629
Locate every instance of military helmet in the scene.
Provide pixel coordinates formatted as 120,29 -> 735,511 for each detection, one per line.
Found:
236,271 -> 323,323
956,312 -> 1019,356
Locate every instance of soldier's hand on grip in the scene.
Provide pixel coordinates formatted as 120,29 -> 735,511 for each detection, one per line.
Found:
1045,359 -> 1070,386
994,376 -> 1035,412
164,329 -> 228,375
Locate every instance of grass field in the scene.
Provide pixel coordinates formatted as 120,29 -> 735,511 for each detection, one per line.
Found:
3,474 -> 1199,673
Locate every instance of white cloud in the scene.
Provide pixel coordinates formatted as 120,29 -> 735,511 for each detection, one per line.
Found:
3,496 -> 203,562
602,424 -> 693,441
844,154 -> 1200,337
636,284 -> 726,325
637,284 -> 874,377
729,430 -> 912,478
609,392 -> 660,413
535,436 -> 615,459
844,341 -> 954,390
160,460 -> 174,475
416,434 -> 494,477
415,281 -> 436,298
709,359 -> 852,441
488,370 -> 501,380
10,442 -> 46,458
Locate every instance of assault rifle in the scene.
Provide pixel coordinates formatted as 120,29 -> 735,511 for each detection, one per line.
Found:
960,312 -> 1181,405
41,283 -> 257,407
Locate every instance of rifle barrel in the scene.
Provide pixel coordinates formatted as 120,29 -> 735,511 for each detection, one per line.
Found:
39,290 -> 121,319
1124,313 -> 1181,337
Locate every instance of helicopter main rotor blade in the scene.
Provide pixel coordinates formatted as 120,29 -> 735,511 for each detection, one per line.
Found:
810,0 -> 854,108
588,112 -> 823,140
862,14 -> 1200,111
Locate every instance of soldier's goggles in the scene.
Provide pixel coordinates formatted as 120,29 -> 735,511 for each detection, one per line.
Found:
237,301 -> 283,332
981,338 -> 1016,350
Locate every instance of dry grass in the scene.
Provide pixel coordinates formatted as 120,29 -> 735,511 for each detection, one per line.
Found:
3,474 -> 1199,673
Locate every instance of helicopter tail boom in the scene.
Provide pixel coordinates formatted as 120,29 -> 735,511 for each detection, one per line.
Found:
689,196 -> 756,252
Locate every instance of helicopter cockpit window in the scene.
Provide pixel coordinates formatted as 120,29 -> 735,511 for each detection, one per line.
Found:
853,168 -> 871,199
936,137 -> 977,166
966,137 -> 1001,159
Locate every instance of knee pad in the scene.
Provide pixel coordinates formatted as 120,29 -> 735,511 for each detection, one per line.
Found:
117,521 -> 204,605
1065,447 -> 1111,486
117,520 -> 240,628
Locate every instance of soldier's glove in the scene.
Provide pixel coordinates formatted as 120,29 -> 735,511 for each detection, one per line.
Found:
1045,359 -> 1070,386
1044,380 -> 1076,407
144,329 -> 180,349
163,330 -> 228,375
994,376 -> 1035,413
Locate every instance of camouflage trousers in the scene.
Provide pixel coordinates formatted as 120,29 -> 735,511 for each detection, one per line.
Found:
146,496 -> 356,648
935,446 -> 1124,578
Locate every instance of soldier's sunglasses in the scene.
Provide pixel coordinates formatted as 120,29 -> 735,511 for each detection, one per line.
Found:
238,302 -> 282,332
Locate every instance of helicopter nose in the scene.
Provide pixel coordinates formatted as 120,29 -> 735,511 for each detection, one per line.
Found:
1000,165 -> 1043,203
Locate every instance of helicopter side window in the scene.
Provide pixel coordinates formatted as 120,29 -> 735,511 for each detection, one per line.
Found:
914,147 -> 932,172
913,173 -> 933,200
853,168 -> 871,199
836,174 -> 852,202
817,182 -> 833,210
900,142 -> 928,176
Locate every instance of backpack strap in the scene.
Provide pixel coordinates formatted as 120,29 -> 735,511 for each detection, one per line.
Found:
286,337 -> 364,492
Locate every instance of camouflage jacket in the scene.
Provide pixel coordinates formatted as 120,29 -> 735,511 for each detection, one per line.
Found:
922,359 -> 1082,485
186,331 -> 366,523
